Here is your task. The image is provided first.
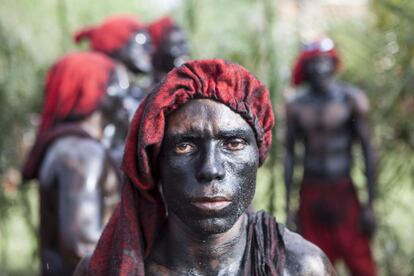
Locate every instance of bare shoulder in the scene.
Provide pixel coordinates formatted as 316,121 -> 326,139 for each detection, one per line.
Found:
283,228 -> 336,276
285,89 -> 308,115
55,136 -> 105,160
343,85 -> 370,114
40,136 -> 106,186
44,136 -> 105,168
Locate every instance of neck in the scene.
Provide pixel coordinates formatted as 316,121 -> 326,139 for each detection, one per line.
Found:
79,112 -> 103,140
157,213 -> 248,274
309,78 -> 334,95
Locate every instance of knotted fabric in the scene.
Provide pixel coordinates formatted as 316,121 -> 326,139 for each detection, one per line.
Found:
22,52 -> 115,181
74,15 -> 145,54
147,16 -> 178,51
88,59 -> 275,275
292,37 -> 341,86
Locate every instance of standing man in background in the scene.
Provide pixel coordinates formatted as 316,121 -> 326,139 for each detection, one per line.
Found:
284,38 -> 377,275
22,52 -> 124,275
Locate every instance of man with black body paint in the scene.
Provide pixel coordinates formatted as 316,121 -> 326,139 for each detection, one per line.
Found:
148,16 -> 190,84
284,38 -> 377,275
22,52 -> 124,275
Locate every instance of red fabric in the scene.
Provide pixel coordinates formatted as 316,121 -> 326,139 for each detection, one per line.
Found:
298,178 -> 377,276
291,38 -> 341,86
88,59 -> 275,275
22,52 -> 115,181
74,15 -> 145,54
147,16 -> 177,50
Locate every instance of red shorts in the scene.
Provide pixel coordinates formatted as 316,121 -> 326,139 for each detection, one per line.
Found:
298,177 -> 377,276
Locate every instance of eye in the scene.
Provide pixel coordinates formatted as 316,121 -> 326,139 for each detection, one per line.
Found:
175,142 -> 196,154
224,138 -> 247,151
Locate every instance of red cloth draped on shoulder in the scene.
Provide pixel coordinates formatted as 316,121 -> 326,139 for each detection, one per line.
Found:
291,37 -> 341,86
22,52 -> 115,181
74,15 -> 145,54
88,59 -> 275,275
147,16 -> 177,51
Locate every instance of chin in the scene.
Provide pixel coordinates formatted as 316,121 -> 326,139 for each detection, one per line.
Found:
191,217 -> 236,235
184,206 -> 245,236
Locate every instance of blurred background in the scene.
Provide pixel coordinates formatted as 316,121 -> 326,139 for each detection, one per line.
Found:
0,0 -> 413,275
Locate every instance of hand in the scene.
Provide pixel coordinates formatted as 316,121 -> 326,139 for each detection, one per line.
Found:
359,206 -> 377,238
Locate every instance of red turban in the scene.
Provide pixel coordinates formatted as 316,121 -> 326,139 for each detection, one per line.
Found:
74,15 -> 145,54
147,16 -> 178,50
22,52 -> 115,181
291,38 -> 340,86
88,59 -> 275,275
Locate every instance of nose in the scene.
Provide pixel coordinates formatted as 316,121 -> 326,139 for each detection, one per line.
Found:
196,144 -> 225,183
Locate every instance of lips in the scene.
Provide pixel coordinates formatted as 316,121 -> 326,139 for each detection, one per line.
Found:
191,196 -> 231,211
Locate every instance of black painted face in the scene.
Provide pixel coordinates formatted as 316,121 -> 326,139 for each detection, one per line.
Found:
304,55 -> 335,88
116,30 -> 154,74
157,27 -> 190,72
159,99 -> 259,236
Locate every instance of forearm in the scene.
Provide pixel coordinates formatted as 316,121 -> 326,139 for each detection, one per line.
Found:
362,142 -> 377,206
284,153 -> 294,214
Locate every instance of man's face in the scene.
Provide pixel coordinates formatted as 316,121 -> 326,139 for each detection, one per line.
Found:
304,55 -> 335,87
117,30 -> 154,74
158,27 -> 190,71
159,99 -> 259,236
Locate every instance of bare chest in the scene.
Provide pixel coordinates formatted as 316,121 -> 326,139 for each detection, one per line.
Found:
295,100 -> 351,133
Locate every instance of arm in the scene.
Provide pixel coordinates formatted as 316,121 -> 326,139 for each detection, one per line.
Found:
351,90 -> 377,207
350,90 -> 378,236
55,139 -> 107,265
284,103 -> 297,222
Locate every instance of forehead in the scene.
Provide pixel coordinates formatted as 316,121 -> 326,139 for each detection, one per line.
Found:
307,55 -> 334,65
165,99 -> 252,136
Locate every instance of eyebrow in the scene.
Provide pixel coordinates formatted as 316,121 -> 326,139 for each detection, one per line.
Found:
167,127 -> 254,142
217,128 -> 253,139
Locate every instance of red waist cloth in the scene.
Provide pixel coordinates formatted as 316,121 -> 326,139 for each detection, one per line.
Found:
298,177 -> 377,276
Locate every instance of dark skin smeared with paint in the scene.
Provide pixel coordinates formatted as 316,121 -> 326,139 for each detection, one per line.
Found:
284,55 -> 377,235
144,99 -> 336,275
112,30 -> 154,74
160,99 -> 258,236
152,27 -> 190,82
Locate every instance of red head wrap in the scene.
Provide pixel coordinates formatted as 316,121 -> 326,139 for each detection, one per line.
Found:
74,15 -> 145,54
22,52 -> 115,181
147,16 -> 178,50
88,59 -> 275,275
291,38 -> 340,86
